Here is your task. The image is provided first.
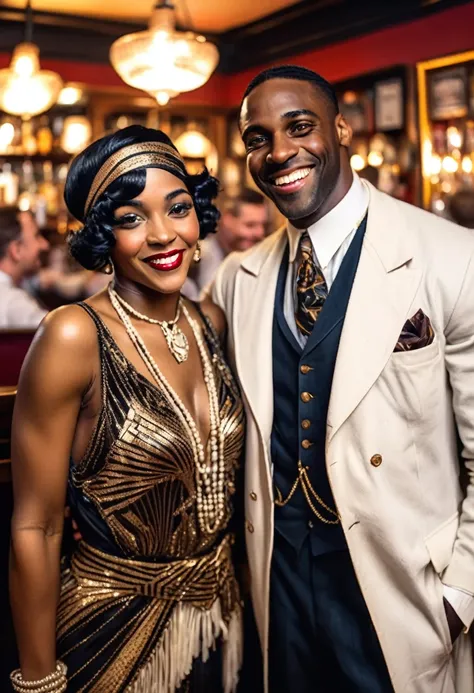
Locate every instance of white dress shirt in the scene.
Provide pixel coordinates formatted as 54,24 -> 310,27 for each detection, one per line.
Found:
0,270 -> 47,329
282,173 -> 473,628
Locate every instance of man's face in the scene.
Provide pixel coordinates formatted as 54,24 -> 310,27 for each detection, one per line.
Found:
223,202 -> 268,252
16,212 -> 49,276
240,78 -> 352,227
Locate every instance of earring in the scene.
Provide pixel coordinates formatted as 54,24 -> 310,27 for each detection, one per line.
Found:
193,242 -> 201,264
103,259 -> 114,275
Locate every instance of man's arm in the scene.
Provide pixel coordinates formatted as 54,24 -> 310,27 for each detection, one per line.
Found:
442,249 -> 474,635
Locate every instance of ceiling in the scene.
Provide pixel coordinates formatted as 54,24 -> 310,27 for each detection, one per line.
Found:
2,0 -> 302,33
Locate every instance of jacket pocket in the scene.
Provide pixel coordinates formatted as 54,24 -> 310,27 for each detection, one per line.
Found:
424,511 -> 459,575
390,333 -> 441,368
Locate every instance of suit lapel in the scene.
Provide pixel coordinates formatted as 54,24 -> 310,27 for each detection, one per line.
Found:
327,185 -> 422,441
233,228 -> 288,444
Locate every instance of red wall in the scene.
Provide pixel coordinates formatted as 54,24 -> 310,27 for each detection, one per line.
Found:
0,2 -> 473,108
227,2 -> 474,106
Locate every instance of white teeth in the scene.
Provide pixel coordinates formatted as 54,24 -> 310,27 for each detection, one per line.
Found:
149,253 -> 179,266
274,167 -> 311,186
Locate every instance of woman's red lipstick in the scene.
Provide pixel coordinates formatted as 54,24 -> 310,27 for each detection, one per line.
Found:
143,249 -> 185,272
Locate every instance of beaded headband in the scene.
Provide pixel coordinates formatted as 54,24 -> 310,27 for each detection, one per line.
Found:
84,142 -> 186,217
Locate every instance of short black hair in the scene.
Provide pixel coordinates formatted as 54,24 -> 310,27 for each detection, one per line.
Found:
225,188 -> 265,216
65,125 -> 221,272
0,206 -> 21,260
240,64 -> 339,116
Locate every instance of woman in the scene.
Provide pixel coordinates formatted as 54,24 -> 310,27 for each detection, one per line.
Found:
9,126 -> 244,693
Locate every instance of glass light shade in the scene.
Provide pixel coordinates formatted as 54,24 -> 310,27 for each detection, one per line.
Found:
61,116 -> 92,155
110,3 -> 219,105
0,43 -> 63,118
367,150 -> 384,167
442,155 -> 458,174
0,122 -> 15,152
350,154 -> 366,171
175,129 -> 212,158
462,155 -> 473,174
58,85 -> 83,105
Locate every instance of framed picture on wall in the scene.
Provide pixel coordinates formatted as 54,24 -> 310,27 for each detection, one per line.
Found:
429,66 -> 468,120
339,92 -> 371,134
374,78 -> 404,131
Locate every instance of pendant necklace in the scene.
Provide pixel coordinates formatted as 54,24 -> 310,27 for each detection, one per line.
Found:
108,285 -> 189,363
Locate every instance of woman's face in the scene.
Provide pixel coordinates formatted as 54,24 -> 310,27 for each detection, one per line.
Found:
110,167 -> 199,295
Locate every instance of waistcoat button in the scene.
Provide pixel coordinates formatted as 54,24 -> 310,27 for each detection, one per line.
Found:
370,454 -> 383,467
300,364 -> 312,374
250,492 -> 257,501
301,391 -> 313,403
246,521 -> 254,533
302,439 -> 313,449
301,419 -> 311,430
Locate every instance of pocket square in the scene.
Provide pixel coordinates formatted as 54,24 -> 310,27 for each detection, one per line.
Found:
394,309 -> 434,352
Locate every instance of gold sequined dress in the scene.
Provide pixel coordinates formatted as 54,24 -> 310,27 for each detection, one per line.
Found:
57,303 -> 245,693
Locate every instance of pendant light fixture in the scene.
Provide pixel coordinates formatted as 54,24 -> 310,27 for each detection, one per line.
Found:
0,0 -> 63,118
110,0 -> 219,106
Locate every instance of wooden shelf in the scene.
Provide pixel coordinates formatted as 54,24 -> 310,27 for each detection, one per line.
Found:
0,152 -> 72,164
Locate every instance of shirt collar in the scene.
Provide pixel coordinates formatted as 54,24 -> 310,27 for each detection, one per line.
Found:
286,173 -> 369,266
0,270 -> 13,287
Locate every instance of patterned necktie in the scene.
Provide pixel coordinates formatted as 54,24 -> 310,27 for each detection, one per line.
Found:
295,232 -> 328,336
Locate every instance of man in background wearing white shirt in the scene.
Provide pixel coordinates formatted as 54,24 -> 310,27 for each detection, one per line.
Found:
0,206 -> 49,328
183,188 -> 268,299
212,65 -> 474,692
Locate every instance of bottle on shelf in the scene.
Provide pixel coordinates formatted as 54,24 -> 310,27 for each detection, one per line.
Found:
0,163 -> 19,206
18,160 -> 37,213
21,120 -> 38,156
36,116 -> 54,156
38,160 -> 59,216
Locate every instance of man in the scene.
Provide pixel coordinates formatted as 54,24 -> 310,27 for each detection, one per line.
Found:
183,187 -> 268,298
212,65 -> 474,692
0,206 -> 49,328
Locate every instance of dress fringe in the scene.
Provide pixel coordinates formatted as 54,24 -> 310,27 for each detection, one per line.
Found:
126,600 -> 243,693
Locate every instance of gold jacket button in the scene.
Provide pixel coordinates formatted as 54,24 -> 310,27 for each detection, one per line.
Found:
250,492 -> 257,501
300,364 -> 312,374
301,391 -> 313,403
246,521 -> 254,533
301,419 -> 311,430
302,439 -> 313,449
370,454 -> 383,467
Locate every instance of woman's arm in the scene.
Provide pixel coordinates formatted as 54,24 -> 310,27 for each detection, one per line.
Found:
9,306 -> 96,681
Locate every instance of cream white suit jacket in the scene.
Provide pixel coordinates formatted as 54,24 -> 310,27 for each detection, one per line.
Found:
212,183 -> 474,692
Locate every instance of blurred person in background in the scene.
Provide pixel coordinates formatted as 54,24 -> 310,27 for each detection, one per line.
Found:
449,189 -> 474,228
0,206 -> 49,328
183,187 -> 268,298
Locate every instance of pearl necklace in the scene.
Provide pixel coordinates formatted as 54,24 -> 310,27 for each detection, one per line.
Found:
111,288 -> 189,364
108,287 -> 226,535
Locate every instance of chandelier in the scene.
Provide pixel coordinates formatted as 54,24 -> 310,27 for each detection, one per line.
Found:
0,1 -> 63,118
110,0 -> 219,106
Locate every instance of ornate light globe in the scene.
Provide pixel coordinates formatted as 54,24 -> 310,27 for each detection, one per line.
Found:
175,129 -> 212,158
110,0 -> 219,106
0,42 -> 63,118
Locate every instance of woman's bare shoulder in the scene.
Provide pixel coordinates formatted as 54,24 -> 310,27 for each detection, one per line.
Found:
36,304 -> 98,353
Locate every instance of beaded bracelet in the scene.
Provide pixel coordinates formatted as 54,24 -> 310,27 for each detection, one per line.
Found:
10,661 -> 67,693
